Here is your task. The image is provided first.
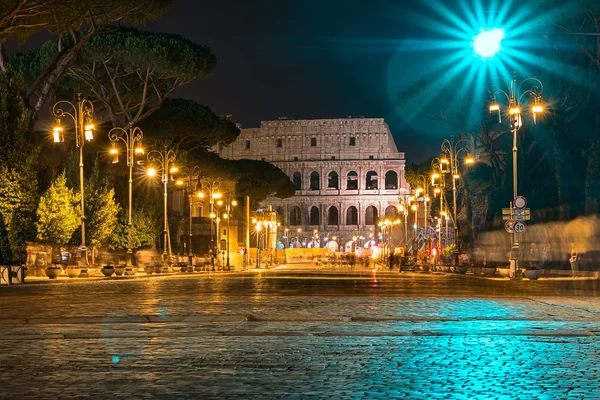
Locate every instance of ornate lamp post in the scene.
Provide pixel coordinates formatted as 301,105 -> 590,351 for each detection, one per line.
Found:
415,174 -> 432,239
253,218 -> 277,268
108,127 -> 144,271
439,139 -> 475,265
398,198 -> 409,246
52,94 -> 95,270
146,148 -> 177,264
197,179 -> 222,268
175,166 -> 202,266
489,71 -> 544,277
223,197 -> 238,269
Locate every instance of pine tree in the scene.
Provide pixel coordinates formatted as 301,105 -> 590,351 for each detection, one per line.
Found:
0,70 -> 39,263
70,158 -> 120,262
36,173 -> 80,259
109,204 -> 161,251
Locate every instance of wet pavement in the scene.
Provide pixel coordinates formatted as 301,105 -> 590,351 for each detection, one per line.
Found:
2,271 -> 600,399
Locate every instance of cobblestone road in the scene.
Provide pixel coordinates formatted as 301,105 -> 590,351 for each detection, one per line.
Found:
1,272 -> 600,399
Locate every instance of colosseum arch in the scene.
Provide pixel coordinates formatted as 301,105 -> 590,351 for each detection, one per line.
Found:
385,170 -> 398,189
275,206 -> 285,225
384,205 -> 398,217
310,171 -> 320,190
328,206 -> 339,225
292,172 -> 302,190
346,171 -> 358,190
327,171 -> 339,189
289,206 -> 302,225
366,171 -> 378,190
365,205 -> 378,225
309,206 -> 320,225
346,206 -> 358,225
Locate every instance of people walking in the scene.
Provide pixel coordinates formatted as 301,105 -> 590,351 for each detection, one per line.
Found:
389,253 -> 395,271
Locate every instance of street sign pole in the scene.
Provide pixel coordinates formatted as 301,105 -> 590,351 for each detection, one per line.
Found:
509,202 -> 519,279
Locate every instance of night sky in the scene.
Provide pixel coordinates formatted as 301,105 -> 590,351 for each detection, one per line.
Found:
140,0 -> 444,163
7,1 -> 463,163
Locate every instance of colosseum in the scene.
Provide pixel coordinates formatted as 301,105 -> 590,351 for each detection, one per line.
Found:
217,117 -> 409,249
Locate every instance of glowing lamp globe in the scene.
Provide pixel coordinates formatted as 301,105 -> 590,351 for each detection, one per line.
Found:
473,28 -> 504,58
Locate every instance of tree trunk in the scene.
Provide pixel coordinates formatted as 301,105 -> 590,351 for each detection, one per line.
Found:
552,124 -> 568,220
585,140 -> 600,215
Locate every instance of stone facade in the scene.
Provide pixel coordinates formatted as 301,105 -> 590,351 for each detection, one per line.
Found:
218,117 -> 409,247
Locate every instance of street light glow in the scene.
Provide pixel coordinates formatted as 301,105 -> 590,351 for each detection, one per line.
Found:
147,167 -> 157,177
53,126 -> 64,143
109,146 -> 119,164
473,28 -> 504,58
84,124 -> 94,141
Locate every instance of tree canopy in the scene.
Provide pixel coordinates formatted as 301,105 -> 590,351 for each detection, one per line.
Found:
188,152 -> 296,204
1,0 -> 172,127
12,26 -> 215,129
138,98 -> 240,151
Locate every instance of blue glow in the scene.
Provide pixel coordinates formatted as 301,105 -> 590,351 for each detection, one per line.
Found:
112,355 -> 120,363
473,28 -> 505,58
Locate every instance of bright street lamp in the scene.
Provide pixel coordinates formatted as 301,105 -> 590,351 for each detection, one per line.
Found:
439,138 -> 475,265
489,71 -> 544,277
108,126 -> 144,271
52,94 -> 95,271
197,179 -> 222,268
473,28 -> 505,58
172,165 -> 203,266
147,148 -> 177,265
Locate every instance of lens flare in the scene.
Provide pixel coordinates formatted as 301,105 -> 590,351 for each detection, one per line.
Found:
473,28 -> 505,58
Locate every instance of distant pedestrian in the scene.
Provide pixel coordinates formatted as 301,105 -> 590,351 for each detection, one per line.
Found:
570,245 -> 580,276
388,253 -> 395,271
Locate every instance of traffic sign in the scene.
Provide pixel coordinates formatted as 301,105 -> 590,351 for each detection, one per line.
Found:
504,220 -> 515,233
514,221 -> 527,233
514,196 -> 527,209
502,207 -> 530,221
513,208 -> 530,221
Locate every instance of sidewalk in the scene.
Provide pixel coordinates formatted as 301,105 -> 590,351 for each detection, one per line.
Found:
18,268 -> 238,284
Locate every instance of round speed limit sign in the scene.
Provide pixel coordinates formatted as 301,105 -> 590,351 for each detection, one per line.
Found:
514,221 -> 527,234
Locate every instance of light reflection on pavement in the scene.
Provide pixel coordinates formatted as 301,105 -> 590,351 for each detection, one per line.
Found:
1,272 -> 600,399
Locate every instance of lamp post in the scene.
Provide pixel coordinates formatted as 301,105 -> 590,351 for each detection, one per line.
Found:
411,203 -> 418,240
415,175 -> 432,239
146,148 -> 177,264
253,218 -> 276,268
223,197 -> 238,270
174,166 -> 202,266
108,127 -> 144,271
431,161 -> 447,254
398,199 -> 409,246
52,94 -> 95,270
198,180 -> 222,268
439,139 -> 475,265
489,72 -> 544,277
284,228 -> 289,248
